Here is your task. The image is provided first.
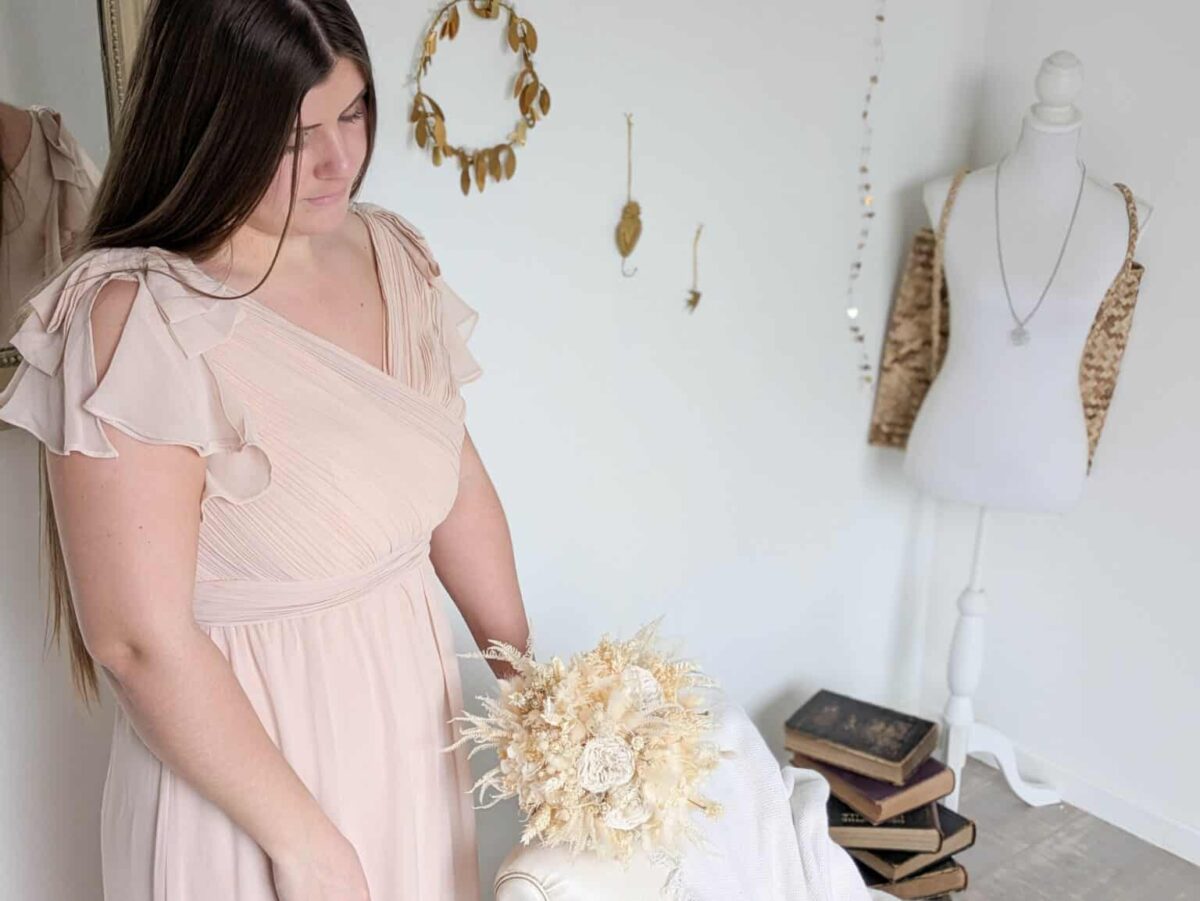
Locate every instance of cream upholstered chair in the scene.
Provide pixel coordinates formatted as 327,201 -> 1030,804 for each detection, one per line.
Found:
493,843 -> 671,900
492,694 -> 891,901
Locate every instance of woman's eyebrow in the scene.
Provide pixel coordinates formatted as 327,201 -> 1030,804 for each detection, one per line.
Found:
341,86 -> 368,113
295,87 -> 368,132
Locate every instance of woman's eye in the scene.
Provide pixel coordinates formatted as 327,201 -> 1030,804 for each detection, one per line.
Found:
286,108 -> 364,151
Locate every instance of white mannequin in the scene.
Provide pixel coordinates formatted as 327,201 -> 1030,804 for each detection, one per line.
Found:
902,51 -> 1153,808
906,50 -> 1152,513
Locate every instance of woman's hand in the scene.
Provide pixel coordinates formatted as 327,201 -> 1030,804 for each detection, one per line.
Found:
270,829 -> 371,901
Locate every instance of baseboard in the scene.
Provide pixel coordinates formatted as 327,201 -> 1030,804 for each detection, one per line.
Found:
922,710 -> 1200,867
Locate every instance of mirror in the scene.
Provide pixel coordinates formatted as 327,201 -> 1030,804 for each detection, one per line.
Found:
97,0 -> 151,136
0,2 -> 147,896
0,0 -> 142,393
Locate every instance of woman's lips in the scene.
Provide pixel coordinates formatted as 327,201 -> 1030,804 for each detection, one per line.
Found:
306,188 -> 346,205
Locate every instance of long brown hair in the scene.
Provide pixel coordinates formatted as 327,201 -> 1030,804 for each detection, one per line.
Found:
39,0 -> 378,709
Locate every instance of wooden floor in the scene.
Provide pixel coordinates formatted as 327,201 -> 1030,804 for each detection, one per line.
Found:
956,759 -> 1199,900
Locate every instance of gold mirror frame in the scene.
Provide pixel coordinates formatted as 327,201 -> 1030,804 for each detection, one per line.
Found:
97,0 -> 150,137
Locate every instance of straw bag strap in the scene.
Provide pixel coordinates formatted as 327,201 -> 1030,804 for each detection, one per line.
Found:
1113,182 -> 1139,273
930,167 -> 970,372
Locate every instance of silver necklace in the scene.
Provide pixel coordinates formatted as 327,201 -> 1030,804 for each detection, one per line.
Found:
994,154 -> 1087,346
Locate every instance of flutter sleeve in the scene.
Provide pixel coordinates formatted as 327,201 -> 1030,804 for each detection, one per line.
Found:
434,274 -> 482,387
0,247 -> 271,510
356,201 -> 483,388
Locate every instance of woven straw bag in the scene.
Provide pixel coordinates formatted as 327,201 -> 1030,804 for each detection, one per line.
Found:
867,168 -> 1145,472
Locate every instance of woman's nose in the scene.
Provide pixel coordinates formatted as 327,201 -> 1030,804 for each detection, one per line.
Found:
316,133 -> 356,177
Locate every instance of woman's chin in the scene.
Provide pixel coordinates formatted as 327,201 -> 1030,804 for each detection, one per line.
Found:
292,197 -> 350,230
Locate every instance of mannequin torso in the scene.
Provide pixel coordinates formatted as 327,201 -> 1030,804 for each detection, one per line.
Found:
903,116 -> 1151,513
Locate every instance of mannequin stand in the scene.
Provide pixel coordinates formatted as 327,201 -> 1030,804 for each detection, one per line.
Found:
941,505 -> 1061,810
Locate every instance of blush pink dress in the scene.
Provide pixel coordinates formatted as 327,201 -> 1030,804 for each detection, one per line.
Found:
0,202 -> 483,900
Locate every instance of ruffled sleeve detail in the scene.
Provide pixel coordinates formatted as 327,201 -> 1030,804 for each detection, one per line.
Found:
354,201 -> 482,387
434,275 -> 482,386
0,246 -> 272,512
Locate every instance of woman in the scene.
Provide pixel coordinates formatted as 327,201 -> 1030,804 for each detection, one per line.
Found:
0,1 -> 529,899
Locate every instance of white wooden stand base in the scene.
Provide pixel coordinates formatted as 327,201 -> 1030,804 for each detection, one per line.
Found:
941,505 -> 1061,811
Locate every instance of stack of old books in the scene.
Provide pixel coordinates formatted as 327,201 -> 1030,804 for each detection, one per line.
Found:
785,690 -> 976,900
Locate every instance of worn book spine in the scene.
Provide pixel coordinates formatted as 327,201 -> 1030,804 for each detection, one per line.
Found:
794,752 -> 955,824
784,689 -> 939,784
857,857 -> 969,899
827,796 -> 943,853
849,805 -> 977,881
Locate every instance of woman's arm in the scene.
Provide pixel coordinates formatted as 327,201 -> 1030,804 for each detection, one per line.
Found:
52,280 -> 352,868
430,427 -> 530,681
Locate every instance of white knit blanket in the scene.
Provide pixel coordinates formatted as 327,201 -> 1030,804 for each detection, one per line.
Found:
669,690 -> 893,901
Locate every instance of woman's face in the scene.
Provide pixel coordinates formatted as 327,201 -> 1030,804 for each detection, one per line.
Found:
253,56 -> 370,236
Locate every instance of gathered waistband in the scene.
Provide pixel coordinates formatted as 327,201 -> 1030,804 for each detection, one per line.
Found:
192,540 -> 432,626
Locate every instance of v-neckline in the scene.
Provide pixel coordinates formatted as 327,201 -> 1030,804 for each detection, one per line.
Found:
180,203 -> 396,381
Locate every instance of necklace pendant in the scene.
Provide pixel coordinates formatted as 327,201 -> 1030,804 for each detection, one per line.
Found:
1010,324 -> 1031,346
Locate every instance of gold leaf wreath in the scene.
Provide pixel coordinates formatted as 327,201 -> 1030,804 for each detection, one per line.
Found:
412,0 -> 551,196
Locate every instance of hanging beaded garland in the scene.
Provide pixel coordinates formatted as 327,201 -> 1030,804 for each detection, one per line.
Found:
411,0 -> 551,196
845,0 -> 888,386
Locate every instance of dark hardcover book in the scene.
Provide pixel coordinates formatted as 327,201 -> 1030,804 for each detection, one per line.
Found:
857,857 -> 969,899
851,804 -> 976,881
784,690 -> 939,785
795,752 -> 955,824
827,796 -> 942,852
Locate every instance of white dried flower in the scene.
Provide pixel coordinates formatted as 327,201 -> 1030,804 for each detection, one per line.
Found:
604,784 -> 653,831
542,698 -> 564,725
622,665 -> 664,709
577,736 -> 636,793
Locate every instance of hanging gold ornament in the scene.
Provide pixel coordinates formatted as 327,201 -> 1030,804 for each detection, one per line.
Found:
615,113 -> 642,277
412,0 -> 550,196
685,224 -> 704,312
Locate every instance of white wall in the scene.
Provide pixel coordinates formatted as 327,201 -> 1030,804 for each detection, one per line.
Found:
0,0 -> 110,158
0,1 -> 999,897
917,0 -> 1200,866
352,0 -> 987,885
